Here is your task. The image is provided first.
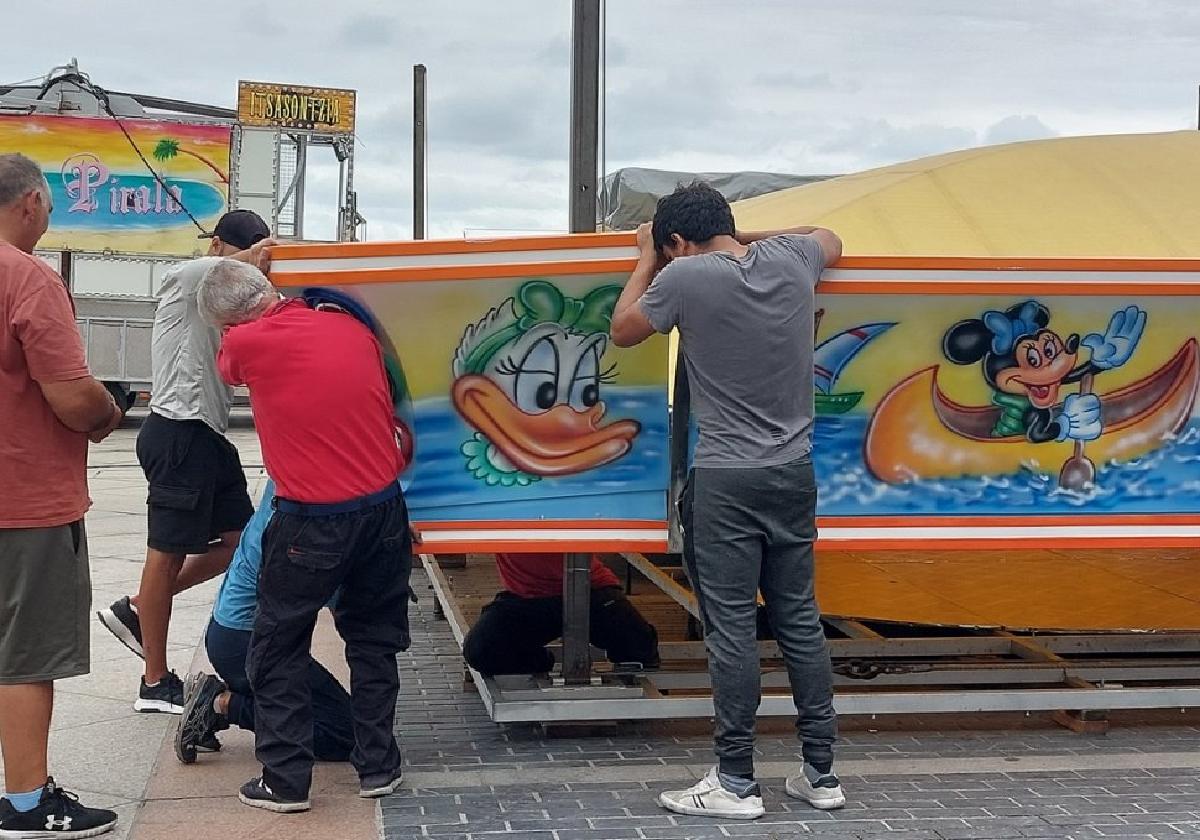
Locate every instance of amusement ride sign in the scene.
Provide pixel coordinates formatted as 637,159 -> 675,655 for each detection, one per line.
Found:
237,81 -> 356,134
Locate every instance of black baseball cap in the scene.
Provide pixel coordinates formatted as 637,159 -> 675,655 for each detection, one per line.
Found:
200,209 -> 270,250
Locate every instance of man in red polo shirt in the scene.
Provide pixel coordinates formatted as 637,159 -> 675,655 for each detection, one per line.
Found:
196,259 -> 410,813
463,554 -> 658,676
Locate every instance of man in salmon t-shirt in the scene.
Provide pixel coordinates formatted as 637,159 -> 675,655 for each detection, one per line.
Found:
463,553 -> 659,676
0,154 -> 124,836
197,258 -> 411,814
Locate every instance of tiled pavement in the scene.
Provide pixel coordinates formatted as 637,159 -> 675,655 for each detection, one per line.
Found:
383,570 -> 1200,839
0,420 -> 267,840
17,421 -> 1200,839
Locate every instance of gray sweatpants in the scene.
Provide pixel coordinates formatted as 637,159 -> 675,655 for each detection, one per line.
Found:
681,456 -> 836,776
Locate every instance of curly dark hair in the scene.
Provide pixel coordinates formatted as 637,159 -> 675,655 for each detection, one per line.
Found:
651,182 -> 735,252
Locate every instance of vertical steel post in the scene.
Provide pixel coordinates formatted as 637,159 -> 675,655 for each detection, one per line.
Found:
413,64 -> 428,240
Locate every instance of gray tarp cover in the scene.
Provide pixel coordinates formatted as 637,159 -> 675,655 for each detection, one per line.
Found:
599,167 -> 829,230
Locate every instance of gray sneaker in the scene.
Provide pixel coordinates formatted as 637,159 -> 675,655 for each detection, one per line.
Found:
175,672 -> 227,764
785,765 -> 846,810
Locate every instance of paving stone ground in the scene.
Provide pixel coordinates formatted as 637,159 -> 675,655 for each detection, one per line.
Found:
383,571 -> 1200,840
22,421 -> 1199,840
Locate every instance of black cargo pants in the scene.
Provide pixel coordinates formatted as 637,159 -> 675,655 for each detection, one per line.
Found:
247,491 -> 412,800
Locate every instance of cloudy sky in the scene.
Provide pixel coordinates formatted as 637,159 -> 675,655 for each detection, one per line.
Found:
4,1 -> 1198,239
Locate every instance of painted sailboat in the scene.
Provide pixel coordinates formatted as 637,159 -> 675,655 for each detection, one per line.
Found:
813,309 -> 896,415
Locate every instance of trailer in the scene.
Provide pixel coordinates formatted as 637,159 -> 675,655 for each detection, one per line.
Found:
1,61 -> 362,398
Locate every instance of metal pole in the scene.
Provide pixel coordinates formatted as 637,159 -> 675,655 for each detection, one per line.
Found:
568,0 -> 601,233
293,135 -> 307,240
413,63 -> 428,240
559,0 -> 602,687
561,552 -> 594,684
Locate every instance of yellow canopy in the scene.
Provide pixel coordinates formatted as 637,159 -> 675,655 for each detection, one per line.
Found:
732,131 -> 1200,257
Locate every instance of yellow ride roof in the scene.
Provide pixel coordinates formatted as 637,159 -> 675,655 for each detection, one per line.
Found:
731,131 -> 1200,257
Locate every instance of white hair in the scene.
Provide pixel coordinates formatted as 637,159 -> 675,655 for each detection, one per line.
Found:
0,153 -> 49,209
197,258 -> 276,326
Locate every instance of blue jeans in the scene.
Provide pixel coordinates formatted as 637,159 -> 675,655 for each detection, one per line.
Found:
204,619 -> 355,762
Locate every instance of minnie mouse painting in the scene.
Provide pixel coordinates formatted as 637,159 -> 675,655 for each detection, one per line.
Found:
942,301 -> 1146,443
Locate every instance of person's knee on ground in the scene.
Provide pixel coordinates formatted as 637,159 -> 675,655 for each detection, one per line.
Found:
592,589 -> 661,668
463,623 -> 554,677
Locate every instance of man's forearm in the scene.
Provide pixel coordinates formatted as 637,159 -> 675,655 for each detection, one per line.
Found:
736,225 -> 821,244
613,256 -> 657,323
88,396 -> 122,433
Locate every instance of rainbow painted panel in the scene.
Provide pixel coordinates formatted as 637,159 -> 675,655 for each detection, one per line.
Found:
0,114 -> 231,255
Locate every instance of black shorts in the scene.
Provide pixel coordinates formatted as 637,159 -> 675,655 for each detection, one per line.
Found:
136,412 -> 254,554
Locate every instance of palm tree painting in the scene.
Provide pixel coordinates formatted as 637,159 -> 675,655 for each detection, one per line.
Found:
152,138 -> 229,184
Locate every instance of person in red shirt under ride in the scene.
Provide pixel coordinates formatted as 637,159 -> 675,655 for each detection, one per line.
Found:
196,259 -> 412,814
463,554 -> 659,677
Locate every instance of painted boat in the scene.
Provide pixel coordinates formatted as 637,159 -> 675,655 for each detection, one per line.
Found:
864,339 -> 1200,484
813,313 -> 895,415
815,391 -> 864,414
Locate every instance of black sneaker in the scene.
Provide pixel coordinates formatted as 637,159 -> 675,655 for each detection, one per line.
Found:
175,673 -> 227,764
0,777 -> 117,838
238,778 -> 310,814
134,671 -> 184,714
96,596 -> 143,659
359,768 -> 403,798
196,732 -> 222,753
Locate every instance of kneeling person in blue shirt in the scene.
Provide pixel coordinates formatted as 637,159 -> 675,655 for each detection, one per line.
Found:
174,480 -> 355,764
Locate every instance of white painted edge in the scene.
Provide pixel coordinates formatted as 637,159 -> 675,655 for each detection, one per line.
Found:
272,246 -> 635,272
823,268 -> 1200,284
415,523 -> 1199,545
417,528 -> 668,544
819,524 -> 1200,540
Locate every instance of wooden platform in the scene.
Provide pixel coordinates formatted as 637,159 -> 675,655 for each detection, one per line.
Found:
814,547 -> 1200,632
437,547 -> 1200,637
426,552 -> 1200,723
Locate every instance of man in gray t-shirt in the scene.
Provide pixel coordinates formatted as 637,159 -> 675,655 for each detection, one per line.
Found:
97,210 -> 274,718
612,183 -> 844,820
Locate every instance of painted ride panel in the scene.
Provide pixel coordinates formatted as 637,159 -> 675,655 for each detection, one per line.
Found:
271,237 -> 1200,554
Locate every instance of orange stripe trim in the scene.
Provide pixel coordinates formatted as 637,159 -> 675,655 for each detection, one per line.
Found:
271,259 -> 636,287
272,267 -> 1200,296
414,515 -> 1200,530
819,536 -> 1200,551
833,256 -> 1200,272
415,519 -> 665,531
272,232 -> 637,260
818,514 -> 1200,528
418,539 -> 669,555
272,239 -> 1200,275
819,280 -> 1199,296
416,535 -> 1191,554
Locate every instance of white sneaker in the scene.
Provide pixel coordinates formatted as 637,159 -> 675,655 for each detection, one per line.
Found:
657,766 -> 765,820
785,765 -> 846,810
